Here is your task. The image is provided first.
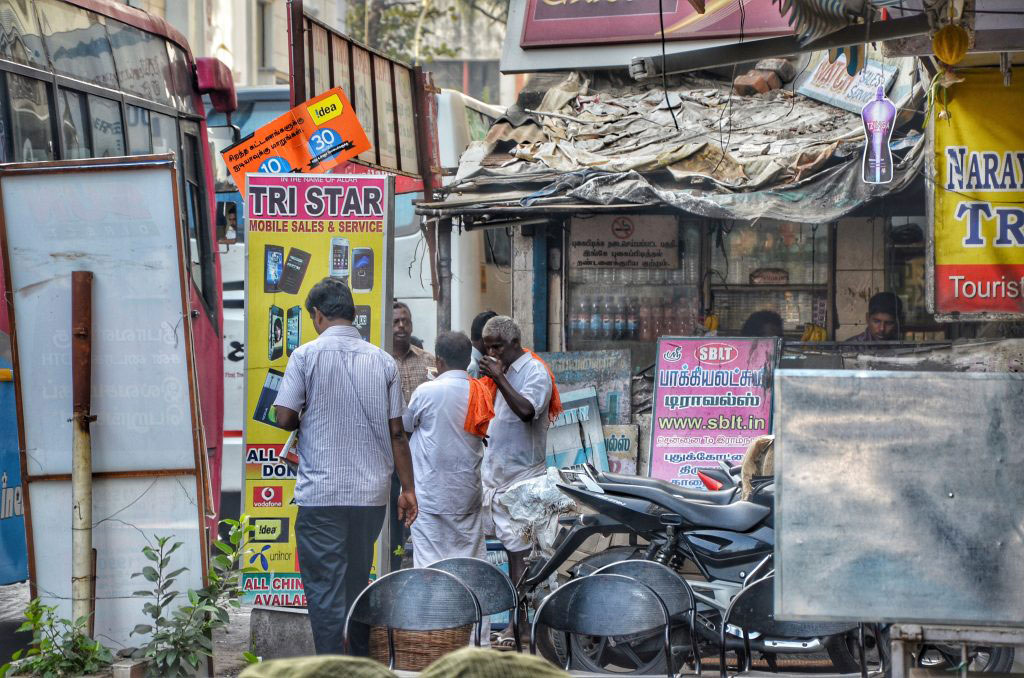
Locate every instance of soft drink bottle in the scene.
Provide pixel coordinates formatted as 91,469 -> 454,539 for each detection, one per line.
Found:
601,296 -> 614,340
625,297 -> 638,340
612,297 -> 626,340
588,296 -> 602,339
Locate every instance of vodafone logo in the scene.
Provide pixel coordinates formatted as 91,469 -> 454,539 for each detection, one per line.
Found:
696,343 -> 738,366
253,485 -> 283,508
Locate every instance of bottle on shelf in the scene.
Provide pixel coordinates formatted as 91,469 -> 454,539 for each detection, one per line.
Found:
625,297 -> 638,340
588,296 -> 602,339
638,299 -> 653,341
612,297 -> 626,340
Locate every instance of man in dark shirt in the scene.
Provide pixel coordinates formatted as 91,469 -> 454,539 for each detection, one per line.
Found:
847,292 -> 904,342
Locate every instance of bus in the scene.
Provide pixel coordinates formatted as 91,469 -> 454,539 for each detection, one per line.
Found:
0,0 -> 236,550
205,86 -> 511,523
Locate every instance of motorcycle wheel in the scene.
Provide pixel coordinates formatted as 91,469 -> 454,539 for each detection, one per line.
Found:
825,628 -> 1015,675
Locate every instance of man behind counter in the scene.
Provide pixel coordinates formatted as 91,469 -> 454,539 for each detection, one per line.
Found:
847,292 -> 904,342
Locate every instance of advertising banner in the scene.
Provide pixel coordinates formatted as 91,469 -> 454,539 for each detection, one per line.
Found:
535,349 -> 631,424
932,69 -> 1024,317
545,387 -> 609,471
242,174 -> 393,605
0,356 -> 26,585
521,0 -> 791,48
649,338 -> 779,487
222,88 -> 371,194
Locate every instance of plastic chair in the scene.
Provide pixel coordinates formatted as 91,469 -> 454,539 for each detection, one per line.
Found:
594,559 -> 702,675
343,568 -> 482,669
428,556 -> 522,652
530,573 -> 675,677
718,572 -> 865,678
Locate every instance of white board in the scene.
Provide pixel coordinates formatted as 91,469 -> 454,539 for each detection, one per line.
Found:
0,155 -> 206,647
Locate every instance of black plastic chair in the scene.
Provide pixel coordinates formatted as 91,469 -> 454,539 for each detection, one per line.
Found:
530,573 -> 675,677
594,559 -> 702,675
718,572 -> 865,678
427,556 -> 522,652
343,568 -> 482,669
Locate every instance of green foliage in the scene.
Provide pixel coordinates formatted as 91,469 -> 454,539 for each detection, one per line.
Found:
130,516 -> 258,677
346,0 -> 509,65
0,598 -> 113,677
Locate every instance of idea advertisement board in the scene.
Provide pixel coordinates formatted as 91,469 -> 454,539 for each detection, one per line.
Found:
242,174 -> 394,604
930,68 -> 1024,318
649,337 -> 779,487
221,88 -> 371,193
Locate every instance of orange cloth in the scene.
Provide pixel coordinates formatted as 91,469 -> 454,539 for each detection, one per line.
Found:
464,377 -> 495,438
475,349 -> 563,425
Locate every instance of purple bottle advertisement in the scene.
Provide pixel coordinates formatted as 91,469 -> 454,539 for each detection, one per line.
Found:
861,85 -> 897,184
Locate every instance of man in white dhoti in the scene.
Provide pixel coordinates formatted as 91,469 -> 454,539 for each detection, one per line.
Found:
403,331 -> 492,569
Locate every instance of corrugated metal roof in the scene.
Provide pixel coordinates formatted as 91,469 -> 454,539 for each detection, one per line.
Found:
420,66 -> 925,223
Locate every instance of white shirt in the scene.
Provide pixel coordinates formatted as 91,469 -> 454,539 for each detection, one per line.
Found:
402,370 -> 484,514
468,345 -> 483,379
482,352 -> 552,492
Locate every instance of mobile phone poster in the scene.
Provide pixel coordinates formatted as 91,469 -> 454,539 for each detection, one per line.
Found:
242,173 -> 392,605
649,337 -> 780,488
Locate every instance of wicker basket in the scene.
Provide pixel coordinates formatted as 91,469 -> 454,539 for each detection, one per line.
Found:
369,624 -> 472,671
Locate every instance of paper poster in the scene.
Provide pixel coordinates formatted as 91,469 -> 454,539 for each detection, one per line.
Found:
568,215 -> 679,271
241,174 -> 393,604
932,68 -> 1024,317
221,88 -> 371,193
649,338 -> 779,487
545,387 -> 608,471
535,349 -> 631,424
603,424 -> 639,475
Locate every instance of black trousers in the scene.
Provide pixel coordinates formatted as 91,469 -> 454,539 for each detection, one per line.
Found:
295,504 -> 386,655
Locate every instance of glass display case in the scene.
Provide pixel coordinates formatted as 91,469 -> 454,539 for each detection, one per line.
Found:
710,221 -> 831,336
566,217 -> 701,368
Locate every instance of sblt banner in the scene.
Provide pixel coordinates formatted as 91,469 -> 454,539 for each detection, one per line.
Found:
649,337 -> 779,487
933,69 -> 1024,317
242,174 -> 393,605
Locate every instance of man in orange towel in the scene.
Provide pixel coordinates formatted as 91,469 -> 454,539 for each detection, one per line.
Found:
478,315 -> 558,645
403,331 -> 489,569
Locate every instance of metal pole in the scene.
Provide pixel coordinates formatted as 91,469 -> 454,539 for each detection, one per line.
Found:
436,218 -> 453,338
71,271 -> 95,631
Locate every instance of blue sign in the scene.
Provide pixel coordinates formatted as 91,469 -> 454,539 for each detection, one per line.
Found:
259,156 -> 292,174
0,356 -> 26,585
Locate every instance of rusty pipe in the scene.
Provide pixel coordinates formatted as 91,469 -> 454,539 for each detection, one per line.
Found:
71,271 -> 95,629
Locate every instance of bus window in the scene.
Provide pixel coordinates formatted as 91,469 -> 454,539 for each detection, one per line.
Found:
34,0 -> 118,89
126,105 -> 152,155
181,120 -> 215,315
106,19 -> 174,107
151,111 -> 177,157
6,72 -> 53,162
166,43 -> 200,115
0,0 -> 47,68
57,88 -> 89,159
87,95 -> 125,157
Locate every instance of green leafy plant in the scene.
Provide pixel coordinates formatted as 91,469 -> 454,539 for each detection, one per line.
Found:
130,517 -> 256,677
0,598 -> 113,677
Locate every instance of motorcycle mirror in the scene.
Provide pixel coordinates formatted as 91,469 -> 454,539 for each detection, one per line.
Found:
660,513 -> 683,526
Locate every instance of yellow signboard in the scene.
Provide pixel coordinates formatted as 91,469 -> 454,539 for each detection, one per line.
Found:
933,69 -> 1024,316
241,173 -> 393,605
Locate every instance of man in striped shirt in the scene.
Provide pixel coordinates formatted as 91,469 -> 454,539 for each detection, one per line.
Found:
274,277 -> 418,656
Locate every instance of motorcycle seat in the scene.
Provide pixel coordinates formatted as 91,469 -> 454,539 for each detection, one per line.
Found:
599,471 -> 737,505
600,483 -> 770,532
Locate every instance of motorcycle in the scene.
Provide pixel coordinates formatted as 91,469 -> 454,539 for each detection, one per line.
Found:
518,464 -> 1013,675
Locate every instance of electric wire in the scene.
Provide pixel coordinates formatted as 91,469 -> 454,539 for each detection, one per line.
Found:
658,0 -> 681,131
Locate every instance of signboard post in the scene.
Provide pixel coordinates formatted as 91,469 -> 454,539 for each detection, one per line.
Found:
929,69 -> 1024,318
241,173 -> 394,605
648,337 -> 779,487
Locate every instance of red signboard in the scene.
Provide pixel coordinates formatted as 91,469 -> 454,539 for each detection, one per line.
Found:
521,0 -> 791,48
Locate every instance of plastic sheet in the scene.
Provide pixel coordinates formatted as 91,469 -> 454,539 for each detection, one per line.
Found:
498,467 -> 576,556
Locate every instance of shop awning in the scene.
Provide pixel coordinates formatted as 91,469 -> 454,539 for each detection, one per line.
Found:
417,64 -> 925,224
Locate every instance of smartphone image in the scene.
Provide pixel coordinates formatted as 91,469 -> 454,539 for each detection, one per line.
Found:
330,237 -> 350,284
253,368 -> 285,427
264,245 -> 284,293
268,305 -> 284,361
352,247 -> 374,293
279,248 -> 311,294
286,305 -> 301,355
353,305 -> 371,341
